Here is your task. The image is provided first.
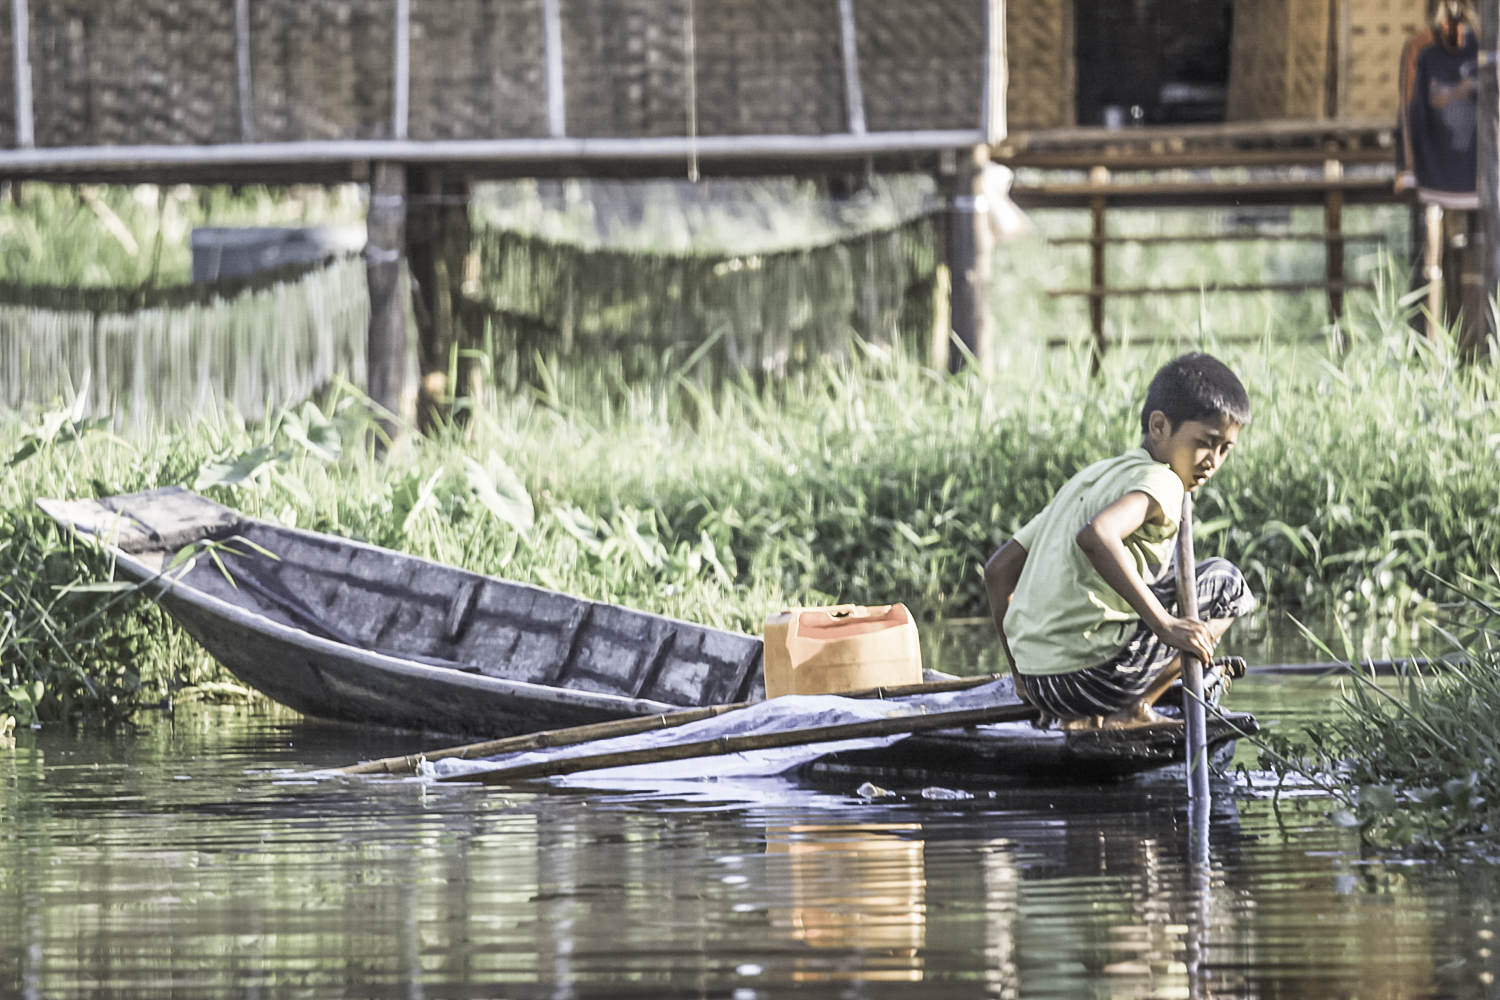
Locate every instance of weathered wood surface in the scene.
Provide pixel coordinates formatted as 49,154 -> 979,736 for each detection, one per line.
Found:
40,487 -> 764,737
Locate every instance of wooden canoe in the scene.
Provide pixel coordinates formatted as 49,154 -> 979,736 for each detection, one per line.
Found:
38,487 -> 765,737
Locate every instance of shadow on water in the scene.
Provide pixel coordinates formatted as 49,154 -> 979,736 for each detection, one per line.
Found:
2,691 -> 1499,998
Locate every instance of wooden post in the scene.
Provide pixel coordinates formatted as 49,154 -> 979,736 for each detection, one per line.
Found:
407,167 -> 473,433
366,161 -> 412,444
1477,2 -> 1500,356
1324,161 -> 1345,324
1425,203 -> 1445,339
1089,191 -> 1107,374
948,146 -> 994,375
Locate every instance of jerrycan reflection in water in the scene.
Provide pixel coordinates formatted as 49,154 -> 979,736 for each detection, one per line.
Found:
762,604 -> 923,698
764,824 -> 927,982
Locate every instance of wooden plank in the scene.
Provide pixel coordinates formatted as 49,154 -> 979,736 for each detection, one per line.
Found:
1048,280 -> 1376,298
1049,233 -> 1387,246
1012,176 -> 1404,211
11,0 -> 32,149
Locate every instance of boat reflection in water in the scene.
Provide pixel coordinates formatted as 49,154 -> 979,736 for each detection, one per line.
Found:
764,824 -> 928,982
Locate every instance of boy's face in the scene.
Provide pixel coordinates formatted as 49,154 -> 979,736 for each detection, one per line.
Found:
1146,411 -> 1242,492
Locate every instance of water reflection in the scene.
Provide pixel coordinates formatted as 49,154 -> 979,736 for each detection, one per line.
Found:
765,823 -> 926,981
0,690 -> 1495,997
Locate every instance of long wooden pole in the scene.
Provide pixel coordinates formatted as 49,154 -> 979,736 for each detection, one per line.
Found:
440,701 -> 1040,785
1176,493 -> 1211,805
341,674 -> 1006,776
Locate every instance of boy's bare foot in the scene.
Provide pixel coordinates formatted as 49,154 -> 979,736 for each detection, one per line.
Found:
1096,703 -> 1182,730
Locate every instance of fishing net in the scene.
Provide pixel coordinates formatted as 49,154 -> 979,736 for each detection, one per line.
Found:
0,257 -> 368,426
470,213 -> 940,382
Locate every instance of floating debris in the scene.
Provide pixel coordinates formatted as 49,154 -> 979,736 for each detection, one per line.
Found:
921,786 -> 974,801
856,781 -> 894,799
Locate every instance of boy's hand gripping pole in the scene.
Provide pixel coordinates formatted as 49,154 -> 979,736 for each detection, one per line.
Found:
1176,493 -> 1212,808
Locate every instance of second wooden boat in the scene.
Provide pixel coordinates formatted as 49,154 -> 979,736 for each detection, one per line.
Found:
39,487 -> 765,738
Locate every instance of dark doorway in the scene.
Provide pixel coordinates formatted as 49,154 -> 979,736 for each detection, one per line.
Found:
1074,0 -> 1234,128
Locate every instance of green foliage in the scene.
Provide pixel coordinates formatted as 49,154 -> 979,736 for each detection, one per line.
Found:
1258,573 -> 1500,852
4,262 -> 1500,724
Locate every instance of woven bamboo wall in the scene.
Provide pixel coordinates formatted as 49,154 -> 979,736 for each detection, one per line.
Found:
1005,0 -> 1072,130
692,0 -> 847,136
409,0 -> 549,141
29,0 -> 241,147
857,0 -> 985,133
563,0 -> 692,138
1346,0 -> 1425,118
1226,0 -> 1331,121
13,0 -> 991,147
250,0 -> 396,142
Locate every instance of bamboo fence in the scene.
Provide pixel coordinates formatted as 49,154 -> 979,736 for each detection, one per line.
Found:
0,257 -> 368,426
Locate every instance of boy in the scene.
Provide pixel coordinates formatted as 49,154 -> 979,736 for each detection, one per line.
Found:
983,353 -> 1256,730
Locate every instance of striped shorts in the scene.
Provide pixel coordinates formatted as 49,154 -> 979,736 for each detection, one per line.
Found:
1018,557 -> 1256,720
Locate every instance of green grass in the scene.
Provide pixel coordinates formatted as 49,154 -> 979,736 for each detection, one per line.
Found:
4,264 -> 1500,727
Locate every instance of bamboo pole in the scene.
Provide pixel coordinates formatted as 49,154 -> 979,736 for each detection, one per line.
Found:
340,674 -> 1006,776
1176,493 -> 1210,806
441,701 -> 1040,785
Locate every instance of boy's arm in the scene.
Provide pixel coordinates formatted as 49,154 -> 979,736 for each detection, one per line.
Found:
983,539 -> 1027,671
1075,491 -> 1218,665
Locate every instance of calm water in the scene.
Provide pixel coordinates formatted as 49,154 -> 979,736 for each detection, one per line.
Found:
3,676 -> 1499,998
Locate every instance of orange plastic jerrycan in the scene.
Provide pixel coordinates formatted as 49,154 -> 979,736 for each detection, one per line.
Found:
762,604 -> 923,698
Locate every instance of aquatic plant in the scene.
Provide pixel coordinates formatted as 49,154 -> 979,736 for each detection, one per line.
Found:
1254,578 -> 1500,852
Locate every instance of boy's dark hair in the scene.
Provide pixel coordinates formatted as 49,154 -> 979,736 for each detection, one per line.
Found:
1140,353 -> 1251,435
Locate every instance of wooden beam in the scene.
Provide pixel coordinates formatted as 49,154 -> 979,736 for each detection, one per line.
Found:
0,131 -> 985,171
234,0 -> 253,142
11,0 -> 34,149
366,162 -> 412,445
1048,280 -> 1376,298
837,0 -> 867,135
543,0 -> 566,138
393,0 -> 410,140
